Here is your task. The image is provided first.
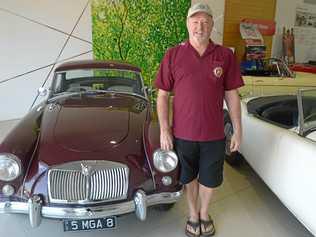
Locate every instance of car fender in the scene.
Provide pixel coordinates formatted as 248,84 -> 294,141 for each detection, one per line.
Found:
143,118 -> 180,191
0,103 -> 44,194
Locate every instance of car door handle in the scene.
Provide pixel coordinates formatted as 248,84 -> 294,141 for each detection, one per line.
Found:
255,80 -> 264,83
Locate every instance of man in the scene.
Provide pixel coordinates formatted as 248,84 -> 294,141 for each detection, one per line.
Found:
155,2 -> 244,237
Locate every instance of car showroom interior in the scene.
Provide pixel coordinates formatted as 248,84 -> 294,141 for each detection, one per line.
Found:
0,0 -> 316,236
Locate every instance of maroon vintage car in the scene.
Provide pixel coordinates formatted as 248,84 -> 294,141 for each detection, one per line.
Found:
0,60 -> 182,231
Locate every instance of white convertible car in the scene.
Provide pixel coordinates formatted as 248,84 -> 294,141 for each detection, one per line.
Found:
240,58 -> 316,97
224,88 -> 316,236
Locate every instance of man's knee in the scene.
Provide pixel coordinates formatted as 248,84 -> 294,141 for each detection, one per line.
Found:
184,179 -> 198,191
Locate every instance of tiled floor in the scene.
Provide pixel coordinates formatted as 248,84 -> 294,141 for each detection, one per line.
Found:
0,120 -> 313,237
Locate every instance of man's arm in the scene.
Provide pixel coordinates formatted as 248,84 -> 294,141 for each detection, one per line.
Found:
157,89 -> 173,150
224,89 -> 242,152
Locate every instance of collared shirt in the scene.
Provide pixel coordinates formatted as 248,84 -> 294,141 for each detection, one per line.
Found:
155,40 -> 244,141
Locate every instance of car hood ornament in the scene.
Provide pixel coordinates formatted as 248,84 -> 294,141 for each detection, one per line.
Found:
81,163 -> 92,176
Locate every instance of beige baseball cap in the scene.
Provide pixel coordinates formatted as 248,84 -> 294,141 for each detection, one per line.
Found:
187,2 -> 213,18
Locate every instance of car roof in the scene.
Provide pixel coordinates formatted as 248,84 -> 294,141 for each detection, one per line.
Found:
55,60 -> 141,72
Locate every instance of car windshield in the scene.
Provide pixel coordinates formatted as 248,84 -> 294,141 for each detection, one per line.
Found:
299,89 -> 316,133
263,59 -> 282,76
241,58 -> 293,77
52,68 -> 144,97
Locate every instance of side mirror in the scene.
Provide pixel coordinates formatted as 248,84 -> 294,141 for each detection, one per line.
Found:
144,86 -> 156,97
38,87 -> 48,96
144,86 -> 157,109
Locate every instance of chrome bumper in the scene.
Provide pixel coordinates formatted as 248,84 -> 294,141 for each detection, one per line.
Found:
0,189 -> 183,228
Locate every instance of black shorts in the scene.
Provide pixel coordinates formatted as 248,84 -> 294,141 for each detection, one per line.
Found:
174,137 -> 225,188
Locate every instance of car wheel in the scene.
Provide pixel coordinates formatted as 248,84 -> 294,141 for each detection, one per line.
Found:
224,112 -> 243,166
153,203 -> 175,211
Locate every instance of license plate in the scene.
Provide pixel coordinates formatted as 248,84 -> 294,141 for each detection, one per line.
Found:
63,216 -> 116,232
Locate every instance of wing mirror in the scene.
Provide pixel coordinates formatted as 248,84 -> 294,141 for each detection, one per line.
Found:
144,86 -> 157,109
144,86 -> 156,98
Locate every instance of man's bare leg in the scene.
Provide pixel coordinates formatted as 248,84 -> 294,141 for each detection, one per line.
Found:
185,179 -> 199,222
199,183 -> 214,221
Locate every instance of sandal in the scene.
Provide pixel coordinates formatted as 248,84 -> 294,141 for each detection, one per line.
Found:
200,215 -> 215,236
185,219 -> 200,237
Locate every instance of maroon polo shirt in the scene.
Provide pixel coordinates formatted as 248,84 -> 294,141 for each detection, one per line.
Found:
155,40 -> 244,141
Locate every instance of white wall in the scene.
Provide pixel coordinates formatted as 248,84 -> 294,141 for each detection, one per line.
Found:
0,0 -> 93,121
272,0 -> 316,62
192,0 -> 225,44
0,0 -> 226,122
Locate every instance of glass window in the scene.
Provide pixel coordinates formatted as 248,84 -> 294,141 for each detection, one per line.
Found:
52,68 -> 144,96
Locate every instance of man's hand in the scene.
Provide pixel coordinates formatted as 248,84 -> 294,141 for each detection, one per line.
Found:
230,132 -> 241,152
225,89 -> 242,153
160,129 -> 173,151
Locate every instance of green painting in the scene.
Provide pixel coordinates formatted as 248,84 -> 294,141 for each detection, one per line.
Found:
92,0 -> 190,86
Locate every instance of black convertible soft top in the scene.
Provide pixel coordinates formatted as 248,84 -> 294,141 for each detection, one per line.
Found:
246,95 -> 299,129
247,95 -> 298,116
246,94 -> 316,133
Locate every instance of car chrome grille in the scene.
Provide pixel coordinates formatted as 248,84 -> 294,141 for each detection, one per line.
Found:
48,160 -> 129,204
89,168 -> 128,200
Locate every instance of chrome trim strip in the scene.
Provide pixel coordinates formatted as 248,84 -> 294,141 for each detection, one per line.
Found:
55,68 -> 140,75
0,189 -> 183,221
48,160 -> 128,171
297,89 -> 304,136
142,125 -> 157,190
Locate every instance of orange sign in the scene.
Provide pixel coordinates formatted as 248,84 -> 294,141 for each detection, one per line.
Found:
241,19 -> 276,36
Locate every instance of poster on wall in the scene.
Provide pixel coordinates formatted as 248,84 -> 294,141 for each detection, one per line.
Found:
295,5 -> 316,28
240,22 -> 263,41
240,22 -> 266,60
241,19 -> 276,36
92,0 -> 190,86
294,4 -> 316,62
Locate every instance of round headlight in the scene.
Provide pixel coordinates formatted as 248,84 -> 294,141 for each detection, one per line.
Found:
0,153 -> 21,181
161,176 -> 172,186
153,149 -> 178,173
2,184 -> 15,196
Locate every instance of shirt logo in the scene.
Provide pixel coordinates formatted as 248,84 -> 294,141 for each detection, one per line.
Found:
213,67 -> 223,78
